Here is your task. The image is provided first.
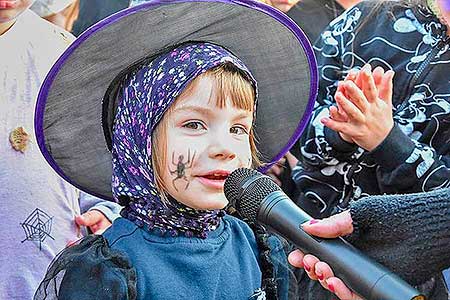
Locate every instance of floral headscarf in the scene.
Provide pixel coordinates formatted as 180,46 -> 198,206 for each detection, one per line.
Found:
111,43 -> 257,238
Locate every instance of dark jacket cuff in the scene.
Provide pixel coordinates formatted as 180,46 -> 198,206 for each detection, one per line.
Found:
324,126 -> 358,153
346,206 -> 361,243
369,123 -> 415,171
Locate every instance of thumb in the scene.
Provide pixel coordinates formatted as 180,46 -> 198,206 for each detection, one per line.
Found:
379,70 -> 394,105
301,211 -> 354,238
75,210 -> 102,227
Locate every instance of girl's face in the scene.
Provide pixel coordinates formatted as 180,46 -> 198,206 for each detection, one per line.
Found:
161,75 -> 253,210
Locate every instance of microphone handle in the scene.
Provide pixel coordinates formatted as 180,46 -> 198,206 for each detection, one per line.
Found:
258,191 -> 425,300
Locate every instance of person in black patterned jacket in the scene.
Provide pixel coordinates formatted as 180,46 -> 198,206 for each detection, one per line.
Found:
292,0 -> 450,222
290,0 -> 450,299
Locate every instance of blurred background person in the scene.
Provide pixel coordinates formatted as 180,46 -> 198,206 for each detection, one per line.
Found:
71,0 -> 128,36
289,0 -> 450,298
30,0 -> 130,36
265,0 -> 363,207
287,0 -> 361,43
256,0 -> 361,43
30,0 -> 79,31
0,1 -> 120,298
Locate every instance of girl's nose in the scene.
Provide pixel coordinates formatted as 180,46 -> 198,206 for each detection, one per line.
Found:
208,135 -> 237,160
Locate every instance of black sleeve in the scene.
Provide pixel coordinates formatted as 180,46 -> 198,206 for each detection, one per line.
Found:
347,188 -> 450,286
371,120 -> 450,194
34,235 -> 137,300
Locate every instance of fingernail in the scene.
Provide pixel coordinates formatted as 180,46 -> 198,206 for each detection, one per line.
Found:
317,271 -> 324,280
303,261 -> 311,272
328,282 -> 335,293
293,256 -> 304,268
309,219 -> 319,225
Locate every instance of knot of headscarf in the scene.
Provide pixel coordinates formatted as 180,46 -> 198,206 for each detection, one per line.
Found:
111,42 -> 257,238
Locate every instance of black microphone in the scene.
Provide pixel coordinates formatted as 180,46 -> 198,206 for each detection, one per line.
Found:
224,168 -> 425,300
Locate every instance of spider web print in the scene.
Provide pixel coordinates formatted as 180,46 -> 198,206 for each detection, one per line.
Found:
20,208 -> 55,250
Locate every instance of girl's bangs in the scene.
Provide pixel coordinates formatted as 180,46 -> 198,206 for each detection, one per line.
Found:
208,64 -> 255,111
181,62 -> 256,111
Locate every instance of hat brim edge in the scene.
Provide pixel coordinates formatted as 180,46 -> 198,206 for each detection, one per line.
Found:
35,0 -> 318,200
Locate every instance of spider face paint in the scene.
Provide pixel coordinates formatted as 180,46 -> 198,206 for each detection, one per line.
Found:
168,149 -> 196,191
160,75 -> 253,210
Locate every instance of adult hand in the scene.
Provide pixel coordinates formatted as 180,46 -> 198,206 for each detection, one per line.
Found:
75,210 -> 112,235
288,211 -> 363,300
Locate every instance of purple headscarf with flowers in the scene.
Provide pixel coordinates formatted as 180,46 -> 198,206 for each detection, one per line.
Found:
111,43 -> 257,238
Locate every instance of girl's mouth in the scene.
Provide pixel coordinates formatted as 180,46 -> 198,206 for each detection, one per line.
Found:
203,173 -> 229,180
196,171 -> 230,189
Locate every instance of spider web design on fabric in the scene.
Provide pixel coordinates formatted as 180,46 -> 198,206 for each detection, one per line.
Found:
20,208 -> 55,250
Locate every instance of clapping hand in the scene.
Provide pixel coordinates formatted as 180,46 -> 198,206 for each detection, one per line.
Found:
322,65 -> 395,151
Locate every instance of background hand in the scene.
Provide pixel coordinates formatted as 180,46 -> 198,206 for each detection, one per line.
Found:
323,65 -> 395,151
266,156 -> 287,186
75,210 -> 112,235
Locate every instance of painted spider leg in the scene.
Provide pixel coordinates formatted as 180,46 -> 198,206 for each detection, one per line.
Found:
172,177 -> 180,192
183,175 -> 190,190
185,149 -> 196,169
169,150 -> 196,191
168,152 -> 177,174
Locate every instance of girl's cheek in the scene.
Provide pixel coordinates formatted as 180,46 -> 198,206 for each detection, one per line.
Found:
238,150 -> 252,168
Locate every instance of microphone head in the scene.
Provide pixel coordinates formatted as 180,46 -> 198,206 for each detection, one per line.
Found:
224,168 -> 280,223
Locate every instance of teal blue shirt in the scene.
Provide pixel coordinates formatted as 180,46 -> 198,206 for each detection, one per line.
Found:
47,215 -> 290,300
103,215 -> 263,299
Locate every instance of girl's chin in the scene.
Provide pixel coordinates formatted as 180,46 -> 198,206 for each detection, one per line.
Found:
166,182 -> 229,210
180,197 -> 228,211
192,202 -> 227,211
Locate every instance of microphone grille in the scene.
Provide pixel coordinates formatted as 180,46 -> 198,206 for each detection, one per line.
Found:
224,168 -> 280,223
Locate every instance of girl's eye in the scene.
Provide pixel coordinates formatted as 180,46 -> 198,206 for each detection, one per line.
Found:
183,121 -> 206,130
230,125 -> 248,135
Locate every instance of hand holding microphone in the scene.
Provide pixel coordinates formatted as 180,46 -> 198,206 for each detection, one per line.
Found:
289,211 -> 363,300
224,168 -> 425,300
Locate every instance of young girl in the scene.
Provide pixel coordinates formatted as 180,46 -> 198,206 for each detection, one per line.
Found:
33,0 -> 317,299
